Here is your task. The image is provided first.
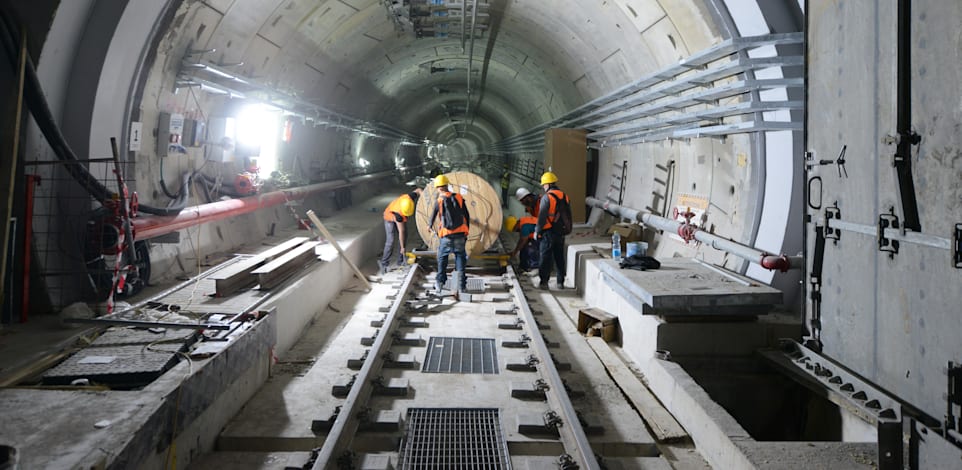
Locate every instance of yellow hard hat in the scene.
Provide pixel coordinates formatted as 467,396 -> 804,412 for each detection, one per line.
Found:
434,174 -> 450,187
399,196 -> 415,217
540,171 -> 558,185
505,216 -> 518,233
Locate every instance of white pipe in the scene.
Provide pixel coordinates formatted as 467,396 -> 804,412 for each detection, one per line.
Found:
586,196 -> 803,271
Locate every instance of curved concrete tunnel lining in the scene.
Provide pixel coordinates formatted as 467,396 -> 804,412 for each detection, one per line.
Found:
125,0 -> 788,278
24,0 -> 804,338
21,2 -> 962,468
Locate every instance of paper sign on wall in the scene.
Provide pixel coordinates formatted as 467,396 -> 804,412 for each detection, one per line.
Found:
129,121 -> 143,151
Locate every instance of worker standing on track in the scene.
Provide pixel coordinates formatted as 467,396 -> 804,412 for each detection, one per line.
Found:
428,175 -> 471,300
380,187 -> 422,274
534,171 -> 571,290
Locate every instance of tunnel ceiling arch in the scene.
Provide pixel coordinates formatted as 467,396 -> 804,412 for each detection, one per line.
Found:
171,0 -> 724,155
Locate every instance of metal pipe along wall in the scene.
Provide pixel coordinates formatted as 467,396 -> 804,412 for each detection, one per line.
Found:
585,196 -> 803,271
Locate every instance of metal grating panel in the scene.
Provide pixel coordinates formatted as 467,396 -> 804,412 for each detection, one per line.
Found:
444,278 -> 486,293
422,337 -> 498,374
399,408 -> 511,469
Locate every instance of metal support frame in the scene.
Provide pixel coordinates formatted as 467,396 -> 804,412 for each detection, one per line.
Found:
176,60 -> 426,145
953,224 -> 961,268
487,33 -> 803,154
807,225 -> 826,351
947,362 -> 962,437
877,208 -> 901,258
761,340 -> 904,470
823,207 -> 954,254
893,0 -> 922,232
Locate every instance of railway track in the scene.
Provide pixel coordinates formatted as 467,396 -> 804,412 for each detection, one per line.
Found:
310,263 -> 600,469
210,257 -> 683,469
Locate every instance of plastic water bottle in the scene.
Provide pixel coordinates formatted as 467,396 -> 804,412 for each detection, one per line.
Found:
612,232 -> 622,260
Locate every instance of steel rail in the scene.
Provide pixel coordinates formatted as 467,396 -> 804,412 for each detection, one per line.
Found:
504,266 -> 601,469
312,265 -> 422,469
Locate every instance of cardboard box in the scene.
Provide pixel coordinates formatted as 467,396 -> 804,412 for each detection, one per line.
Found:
577,307 -> 618,342
606,222 -> 644,250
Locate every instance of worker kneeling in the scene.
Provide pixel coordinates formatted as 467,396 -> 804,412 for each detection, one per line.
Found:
505,215 -> 540,271
428,175 -> 471,300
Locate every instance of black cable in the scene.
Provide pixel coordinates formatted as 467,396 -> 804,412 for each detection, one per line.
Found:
0,10 -> 185,216
158,156 -> 182,199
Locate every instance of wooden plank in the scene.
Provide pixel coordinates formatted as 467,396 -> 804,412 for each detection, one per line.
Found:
254,237 -> 311,260
305,210 -> 371,291
253,241 -> 319,289
208,237 -> 310,296
585,337 -> 689,443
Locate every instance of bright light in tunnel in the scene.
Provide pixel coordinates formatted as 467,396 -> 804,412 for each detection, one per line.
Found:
236,104 -> 282,176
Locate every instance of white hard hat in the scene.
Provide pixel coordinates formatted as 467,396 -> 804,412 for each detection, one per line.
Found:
515,187 -> 531,200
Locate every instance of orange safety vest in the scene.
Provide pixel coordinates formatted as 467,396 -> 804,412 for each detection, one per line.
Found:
519,216 -> 538,240
437,192 -> 470,237
542,188 -> 568,231
383,194 -> 413,222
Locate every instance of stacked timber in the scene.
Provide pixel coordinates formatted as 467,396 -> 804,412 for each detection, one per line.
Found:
252,241 -> 320,289
414,171 -> 503,257
207,237 -> 318,296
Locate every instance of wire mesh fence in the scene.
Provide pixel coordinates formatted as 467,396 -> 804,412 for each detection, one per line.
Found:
23,157 -> 138,312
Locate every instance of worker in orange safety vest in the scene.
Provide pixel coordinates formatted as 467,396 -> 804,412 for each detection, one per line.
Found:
534,171 -> 571,290
428,174 -> 471,299
380,187 -> 421,274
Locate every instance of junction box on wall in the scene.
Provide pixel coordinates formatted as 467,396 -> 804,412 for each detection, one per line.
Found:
157,112 -> 185,157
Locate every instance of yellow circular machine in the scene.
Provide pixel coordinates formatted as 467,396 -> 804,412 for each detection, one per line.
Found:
415,171 -> 503,257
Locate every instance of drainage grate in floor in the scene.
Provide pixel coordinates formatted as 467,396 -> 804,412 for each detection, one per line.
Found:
399,408 -> 511,469
422,337 -> 498,374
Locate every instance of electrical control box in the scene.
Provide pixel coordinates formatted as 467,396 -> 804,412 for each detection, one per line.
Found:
206,117 -> 236,163
157,112 -> 186,157
182,118 -> 206,148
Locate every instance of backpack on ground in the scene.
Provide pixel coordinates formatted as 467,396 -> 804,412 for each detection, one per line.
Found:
548,191 -> 573,235
441,194 -> 466,230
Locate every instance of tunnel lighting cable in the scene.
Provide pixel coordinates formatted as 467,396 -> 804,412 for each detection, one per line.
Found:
463,0 -> 478,137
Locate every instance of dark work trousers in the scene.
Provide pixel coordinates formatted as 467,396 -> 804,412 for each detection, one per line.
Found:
437,235 -> 467,291
381,220 -> 399,268
538,230 -> 566,285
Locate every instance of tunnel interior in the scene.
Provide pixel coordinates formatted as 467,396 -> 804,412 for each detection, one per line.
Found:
2,0 -> 962,469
